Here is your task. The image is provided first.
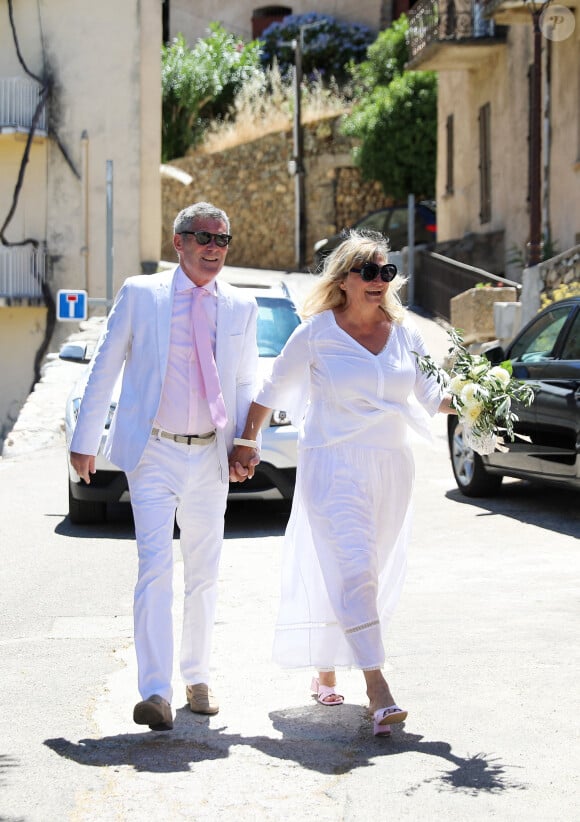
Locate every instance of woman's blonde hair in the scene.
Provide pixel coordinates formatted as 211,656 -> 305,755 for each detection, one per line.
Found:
301,230 -> 407,322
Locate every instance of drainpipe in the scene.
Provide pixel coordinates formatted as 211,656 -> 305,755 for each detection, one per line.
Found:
80,130 -> 89,296
542,36 -> 551,253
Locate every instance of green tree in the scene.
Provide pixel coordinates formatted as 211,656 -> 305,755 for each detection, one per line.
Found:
161,24 -> 262,161
348,15 -> 409,90
342,17 -> 437,201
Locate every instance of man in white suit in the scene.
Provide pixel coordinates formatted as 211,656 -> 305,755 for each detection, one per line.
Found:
70,202 -> 259,731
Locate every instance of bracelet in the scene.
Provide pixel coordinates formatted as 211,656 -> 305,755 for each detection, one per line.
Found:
233,437 -> 258,448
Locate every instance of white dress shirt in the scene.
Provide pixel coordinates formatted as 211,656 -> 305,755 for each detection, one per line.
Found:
155,266 -> 217,434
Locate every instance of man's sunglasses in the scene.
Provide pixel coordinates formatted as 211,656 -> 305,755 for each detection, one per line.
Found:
351,262 -> 398,282
179,230 -> 232,247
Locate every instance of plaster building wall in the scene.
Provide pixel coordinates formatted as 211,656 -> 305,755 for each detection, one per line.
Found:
168,0 -> 384,42
436,22 -> 580,277
0,0 -> 161,445
547,28 -> 580,251
436,27 -> 533,276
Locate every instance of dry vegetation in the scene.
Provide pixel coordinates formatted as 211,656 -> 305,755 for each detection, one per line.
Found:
198,65 -> 350,155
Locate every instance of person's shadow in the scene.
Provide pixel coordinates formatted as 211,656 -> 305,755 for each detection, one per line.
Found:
44,703 -> 522,794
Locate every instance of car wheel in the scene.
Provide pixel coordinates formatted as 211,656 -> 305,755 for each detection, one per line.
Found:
68,482 -> 107,524
448,417 -> 503,497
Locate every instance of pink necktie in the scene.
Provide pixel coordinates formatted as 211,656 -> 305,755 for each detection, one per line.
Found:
191,287 -> 228,430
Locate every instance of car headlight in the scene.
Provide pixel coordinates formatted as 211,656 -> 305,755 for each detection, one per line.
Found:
71,398 -> 117,430
270,409 -> 291,426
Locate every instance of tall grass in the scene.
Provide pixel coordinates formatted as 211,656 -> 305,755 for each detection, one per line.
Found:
199,64 -> 349,155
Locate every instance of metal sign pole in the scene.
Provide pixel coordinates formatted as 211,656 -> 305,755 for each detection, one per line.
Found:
407,193 -> 415,307
106,160 -> 114,306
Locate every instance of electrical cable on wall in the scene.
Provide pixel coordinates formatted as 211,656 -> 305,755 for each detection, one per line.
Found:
2,0 -> 80,388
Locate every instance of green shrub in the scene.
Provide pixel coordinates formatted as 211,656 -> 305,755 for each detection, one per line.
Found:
162,25 -> 262,161
341,17 -> 437,201
342,70 -> 437,201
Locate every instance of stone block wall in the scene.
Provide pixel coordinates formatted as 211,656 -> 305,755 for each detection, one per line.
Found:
450,286 -> 518,345
161,116 -> 392,271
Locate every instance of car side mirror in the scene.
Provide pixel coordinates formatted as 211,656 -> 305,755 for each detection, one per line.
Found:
482,344 -> 506,365
59,342 -> 91,364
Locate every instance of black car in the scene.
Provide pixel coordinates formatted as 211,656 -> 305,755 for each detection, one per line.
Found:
448,297 -> 580,496
313,202 -> 436,269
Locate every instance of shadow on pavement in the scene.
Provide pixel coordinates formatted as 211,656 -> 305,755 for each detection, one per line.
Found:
446,481 -> 580,538
52,499 -> 291,540
44,704 -> 521,795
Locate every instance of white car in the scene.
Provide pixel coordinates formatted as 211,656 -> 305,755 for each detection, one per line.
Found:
61,284 -> 300,523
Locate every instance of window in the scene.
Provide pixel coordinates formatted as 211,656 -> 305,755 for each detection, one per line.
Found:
256,298 -> 300,357
446,114 -> 454,195
162,0 -> 170,43
252,6 -> 292,38
478,102 -> 491,224
510,305 -> 571,362
561,311 -> 580,360
527,64 -> 533,205
577,63 -> 580,162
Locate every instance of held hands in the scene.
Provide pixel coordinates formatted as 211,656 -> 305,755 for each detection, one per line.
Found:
70,452 -> 96,484
228,445 -> 260,483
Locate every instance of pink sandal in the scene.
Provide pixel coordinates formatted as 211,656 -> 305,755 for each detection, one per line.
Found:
310,677 -> 344,706
373,705 -> 407,736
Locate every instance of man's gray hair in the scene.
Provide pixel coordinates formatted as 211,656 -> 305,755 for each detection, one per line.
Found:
174,202 -> 230,235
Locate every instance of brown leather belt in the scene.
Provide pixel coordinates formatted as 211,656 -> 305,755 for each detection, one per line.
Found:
151,427 -> 216,445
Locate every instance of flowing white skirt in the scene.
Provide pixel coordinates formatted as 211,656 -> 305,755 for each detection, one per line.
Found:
273,438 -> 415,671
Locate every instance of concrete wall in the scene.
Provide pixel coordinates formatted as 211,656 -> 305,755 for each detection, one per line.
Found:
0,307 -> 46,439
161,116 -> 392,270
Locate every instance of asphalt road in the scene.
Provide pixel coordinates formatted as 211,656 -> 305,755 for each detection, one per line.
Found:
1,267 -> 579,821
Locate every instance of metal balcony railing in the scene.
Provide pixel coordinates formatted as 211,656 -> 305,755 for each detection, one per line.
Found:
415,248 -> 520,321
0,245 -> 47,301
481,0 -> 509,16
408,0 -> 496,60
0,77 -> 47,134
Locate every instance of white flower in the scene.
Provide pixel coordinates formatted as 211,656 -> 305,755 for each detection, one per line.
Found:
469,360 -> 489,379
487,366 -> 511,388
460,382 -> 488,404
449,374 -> 468,395
460,398 -> 484,425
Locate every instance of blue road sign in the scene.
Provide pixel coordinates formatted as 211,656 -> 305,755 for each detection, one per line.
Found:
57,289 -> 88,322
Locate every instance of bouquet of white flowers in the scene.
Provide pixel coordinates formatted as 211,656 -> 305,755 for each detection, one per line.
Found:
415,328 -> 536,455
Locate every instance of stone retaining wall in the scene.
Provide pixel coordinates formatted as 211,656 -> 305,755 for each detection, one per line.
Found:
161,116 -> 392,270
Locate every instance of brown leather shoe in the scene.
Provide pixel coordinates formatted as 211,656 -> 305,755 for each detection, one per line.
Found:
186,683 -> 219,715
133,694 -> 173,731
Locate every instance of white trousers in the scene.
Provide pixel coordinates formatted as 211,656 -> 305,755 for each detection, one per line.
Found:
126,435 -> 227,703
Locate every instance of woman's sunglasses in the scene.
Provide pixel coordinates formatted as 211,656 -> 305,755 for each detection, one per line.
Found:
179,230 -> 232,247
351,262 -> 398,282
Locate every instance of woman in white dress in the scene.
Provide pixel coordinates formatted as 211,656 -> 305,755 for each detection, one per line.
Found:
229,231 -> 455,736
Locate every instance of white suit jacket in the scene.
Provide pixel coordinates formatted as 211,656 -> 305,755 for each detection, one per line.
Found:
70,267 -> 259,482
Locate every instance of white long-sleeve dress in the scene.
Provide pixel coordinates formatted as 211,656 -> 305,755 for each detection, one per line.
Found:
256,309 -> 444,671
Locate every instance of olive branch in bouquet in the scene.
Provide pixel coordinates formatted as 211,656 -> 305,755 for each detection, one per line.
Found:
414,328 -> 536,443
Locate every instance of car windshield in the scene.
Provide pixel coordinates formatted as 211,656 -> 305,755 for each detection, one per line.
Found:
256,297 -> 301,357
